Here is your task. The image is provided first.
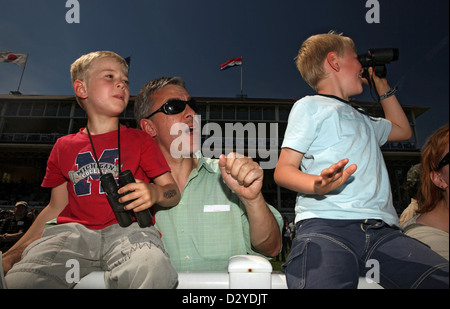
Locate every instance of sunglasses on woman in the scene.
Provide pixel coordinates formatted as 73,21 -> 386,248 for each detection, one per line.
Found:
436,152 -> 449,170
144,98 -> 198,119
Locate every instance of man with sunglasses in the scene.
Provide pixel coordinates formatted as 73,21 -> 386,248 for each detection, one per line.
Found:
134,77 -> 283,271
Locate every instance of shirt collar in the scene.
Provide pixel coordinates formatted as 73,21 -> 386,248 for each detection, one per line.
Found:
194,152 -> 216,174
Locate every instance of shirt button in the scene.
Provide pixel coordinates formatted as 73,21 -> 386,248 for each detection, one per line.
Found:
181,228 -> 184,232
184,256 -> 190,260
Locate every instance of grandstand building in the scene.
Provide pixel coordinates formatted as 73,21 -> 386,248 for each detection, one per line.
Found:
0,94 -> 429,216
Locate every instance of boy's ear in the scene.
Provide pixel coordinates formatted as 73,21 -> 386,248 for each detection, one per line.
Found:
73,80 -> 88,99
326,51 -> 340,72
140,119 -> 157,137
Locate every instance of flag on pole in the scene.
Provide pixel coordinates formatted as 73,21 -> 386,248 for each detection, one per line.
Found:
220,57 -> 242,70
0,52 -> 28,67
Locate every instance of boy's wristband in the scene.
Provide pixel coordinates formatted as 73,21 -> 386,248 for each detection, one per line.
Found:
379,86 -> 398,100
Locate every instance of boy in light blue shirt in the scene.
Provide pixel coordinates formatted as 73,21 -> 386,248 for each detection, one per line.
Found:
274,31 -> 448,288
282,94 -> 398,226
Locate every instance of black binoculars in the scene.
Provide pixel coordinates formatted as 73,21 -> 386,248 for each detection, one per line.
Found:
358,48 -> 399,79
100,170 -> 152,228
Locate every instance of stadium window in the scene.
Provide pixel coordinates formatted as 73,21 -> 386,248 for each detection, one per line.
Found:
58,102 -> 72,116
249,106 -> 262,120
209,104 -> 222,119
44,104 -> 58,116
263,106 -> 275,120
197,104 -> 206,120
73,104 -> 86,117
236,106 -> 248,120
31,103 -> 45,116
279,106 -> 291,121
18,103 -> 31,116
4,104 -> 18,116
223,105 -> 235,120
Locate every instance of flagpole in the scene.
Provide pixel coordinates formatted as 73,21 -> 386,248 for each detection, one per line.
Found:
16,54 -> 28,93
240,56 -> 243,97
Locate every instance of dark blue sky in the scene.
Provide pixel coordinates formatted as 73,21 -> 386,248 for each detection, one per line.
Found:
1,0 -> 448,146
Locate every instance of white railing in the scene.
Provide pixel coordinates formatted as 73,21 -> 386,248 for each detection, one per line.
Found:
74,255 -> 383,289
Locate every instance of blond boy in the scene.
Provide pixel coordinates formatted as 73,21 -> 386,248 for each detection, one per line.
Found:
2,51 -> 180,288
274,32 -> 448,288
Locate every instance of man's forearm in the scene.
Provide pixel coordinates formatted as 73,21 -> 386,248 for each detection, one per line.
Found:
241,193 -> 282,257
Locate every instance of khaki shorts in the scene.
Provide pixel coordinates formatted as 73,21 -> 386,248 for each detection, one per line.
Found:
5,222 -> 178,289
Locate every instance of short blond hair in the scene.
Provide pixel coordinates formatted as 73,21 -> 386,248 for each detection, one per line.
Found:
295,31 -> 356,91
70,51 -> 128,83
70,51 -> 128,107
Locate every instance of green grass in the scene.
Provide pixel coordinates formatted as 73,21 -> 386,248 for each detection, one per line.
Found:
270,259 -> 285,272
270,249 -> 290,271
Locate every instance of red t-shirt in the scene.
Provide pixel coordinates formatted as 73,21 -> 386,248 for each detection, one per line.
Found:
42,127 -> 170,229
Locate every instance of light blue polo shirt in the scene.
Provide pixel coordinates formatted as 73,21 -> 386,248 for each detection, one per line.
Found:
282,95 -> 399,227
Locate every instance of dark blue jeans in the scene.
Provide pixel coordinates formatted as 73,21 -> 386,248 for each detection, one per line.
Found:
282,218 -> 449,289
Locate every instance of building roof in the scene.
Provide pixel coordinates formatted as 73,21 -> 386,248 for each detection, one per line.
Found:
1,94 -> 430,118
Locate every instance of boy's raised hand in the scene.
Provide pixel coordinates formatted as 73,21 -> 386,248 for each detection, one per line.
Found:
313,158 -> 357,195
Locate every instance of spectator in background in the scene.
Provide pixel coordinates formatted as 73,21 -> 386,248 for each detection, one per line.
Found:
399,163 -> 421,225
27,208 -> 39,222
289,218 -> 296,240
0,210 -> 12,221
0,201 -> 32,253
402,124 -> 449,260
279,220 -> 292,262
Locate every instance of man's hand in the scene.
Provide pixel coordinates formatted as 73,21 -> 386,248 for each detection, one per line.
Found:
218,153 -> 263,201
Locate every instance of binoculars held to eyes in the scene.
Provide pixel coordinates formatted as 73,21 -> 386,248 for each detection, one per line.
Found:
101,170 -> 153,228
358,48 -> 399,80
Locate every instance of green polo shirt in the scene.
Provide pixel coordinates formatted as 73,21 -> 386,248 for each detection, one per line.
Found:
154,155 -> 283,271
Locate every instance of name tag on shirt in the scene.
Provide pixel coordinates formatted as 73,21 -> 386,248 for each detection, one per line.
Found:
203,204 -> 230,212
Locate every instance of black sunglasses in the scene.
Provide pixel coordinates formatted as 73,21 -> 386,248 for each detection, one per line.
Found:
436,152 -> 449,170
144,98 -> 198,119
